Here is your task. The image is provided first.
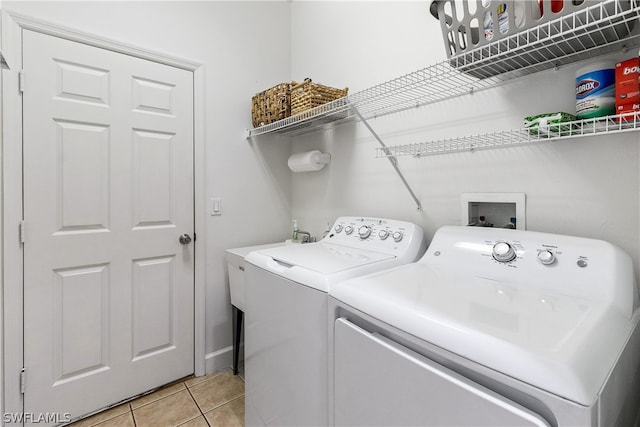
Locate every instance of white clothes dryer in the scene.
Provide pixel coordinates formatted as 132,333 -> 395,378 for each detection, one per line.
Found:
244,216 -> 426,427
329,225 -> 640,427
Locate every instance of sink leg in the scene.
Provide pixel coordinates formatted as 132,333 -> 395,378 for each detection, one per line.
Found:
232,305 -> 244,375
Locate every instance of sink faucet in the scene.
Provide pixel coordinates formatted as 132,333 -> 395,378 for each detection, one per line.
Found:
296,230 -> 313,243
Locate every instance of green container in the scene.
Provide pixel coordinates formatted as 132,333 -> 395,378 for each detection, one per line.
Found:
524,112 -> 578,138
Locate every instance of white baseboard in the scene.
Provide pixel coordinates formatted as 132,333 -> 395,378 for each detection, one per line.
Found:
204,345 -> 233,376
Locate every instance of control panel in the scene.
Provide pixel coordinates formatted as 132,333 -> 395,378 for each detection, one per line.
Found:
323,217 -> 426,260
422,226 -> 635,316
451,234 -> 571,269
487,240 -> 562,266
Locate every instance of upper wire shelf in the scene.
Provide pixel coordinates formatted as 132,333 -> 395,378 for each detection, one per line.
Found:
246,0 -> 640,138
375,112 -> 640,158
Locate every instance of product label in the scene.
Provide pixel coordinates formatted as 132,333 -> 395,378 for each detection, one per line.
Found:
615,102 -> 640,123
575,68 -> 616,119
484,11 -> 494,40
497,3 -> 508,34
615,57 -> 640,108
576,79 -> 600,97
617,103 -> 640,111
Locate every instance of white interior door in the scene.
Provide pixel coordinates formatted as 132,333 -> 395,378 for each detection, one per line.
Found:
22,29 -> 195,422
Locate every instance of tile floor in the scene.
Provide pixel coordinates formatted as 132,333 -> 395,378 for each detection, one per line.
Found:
69,369 -> 244,427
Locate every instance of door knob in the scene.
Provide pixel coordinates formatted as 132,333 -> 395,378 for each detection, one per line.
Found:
179,234 -> 192,245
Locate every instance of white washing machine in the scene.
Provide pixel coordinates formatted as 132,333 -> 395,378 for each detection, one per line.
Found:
329,225 -> 640,427
244,216 -> 426,427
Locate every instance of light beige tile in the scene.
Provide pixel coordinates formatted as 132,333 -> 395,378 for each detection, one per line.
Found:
132,389 -> 201,427
130,382 -> 187,409
69,403 -> 131,427
93,412 -> 135,427
184,370 -> 225,389
184,376 -> 210,389
204,397 -> 244,427
177,416 -> 209,427
189,371 -> 244,413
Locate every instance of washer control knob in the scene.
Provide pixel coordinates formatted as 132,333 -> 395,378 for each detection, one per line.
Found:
334,224 -> 343,233
358,225 -> 372,239
537,250 -> 556,265
492,242 -> 516,263
379,229 -> 390,240
392,231 -> 404,242
345,226 -> 354,235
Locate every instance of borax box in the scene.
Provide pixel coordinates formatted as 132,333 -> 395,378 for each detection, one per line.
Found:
616,56 -> 640,120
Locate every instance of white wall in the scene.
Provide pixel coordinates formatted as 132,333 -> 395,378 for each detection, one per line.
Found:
289,1 -> 640,282
2,0 -> 293,371
3,0 -> 640,384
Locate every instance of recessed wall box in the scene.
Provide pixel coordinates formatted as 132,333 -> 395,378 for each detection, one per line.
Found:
461,193 -> 526,230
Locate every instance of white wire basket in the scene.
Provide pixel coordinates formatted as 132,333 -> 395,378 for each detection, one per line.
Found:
429,0 -> 638,78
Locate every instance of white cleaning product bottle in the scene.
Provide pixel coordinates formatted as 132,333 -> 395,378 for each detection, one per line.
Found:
497,3 -> 508,35
291,220 -> 299,243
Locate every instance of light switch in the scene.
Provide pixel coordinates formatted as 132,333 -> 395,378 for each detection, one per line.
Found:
211,198 -> 222,216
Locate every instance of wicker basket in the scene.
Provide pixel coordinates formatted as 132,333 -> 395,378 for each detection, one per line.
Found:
291,79 -> 348,116
251,83 -> 291,127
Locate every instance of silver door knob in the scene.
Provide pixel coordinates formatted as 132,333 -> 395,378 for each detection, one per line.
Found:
179,234 -> 192,245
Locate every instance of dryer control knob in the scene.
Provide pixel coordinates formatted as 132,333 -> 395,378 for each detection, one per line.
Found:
358,225 -> 372,239
392,231 -> 404,242
537,250 -> 556,265
345,226 -> 354,235
379,230 -> 390,240
334,224 -> 343,233
492,242 -> 516,263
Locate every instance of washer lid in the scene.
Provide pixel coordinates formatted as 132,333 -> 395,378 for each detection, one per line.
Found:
261,242 -> 394,273
246,242 -> 396,292
330,262 -> 637,406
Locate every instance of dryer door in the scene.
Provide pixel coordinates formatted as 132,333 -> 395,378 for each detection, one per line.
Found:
334,318 -> 550,427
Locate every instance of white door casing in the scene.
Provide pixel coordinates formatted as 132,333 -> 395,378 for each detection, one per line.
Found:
1,11 -> 207,422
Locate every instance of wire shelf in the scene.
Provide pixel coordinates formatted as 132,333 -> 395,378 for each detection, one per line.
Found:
375,112 -> 640,158
247,0 -> 640,138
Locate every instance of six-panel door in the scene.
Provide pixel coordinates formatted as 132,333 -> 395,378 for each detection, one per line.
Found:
22,29 -> 195,422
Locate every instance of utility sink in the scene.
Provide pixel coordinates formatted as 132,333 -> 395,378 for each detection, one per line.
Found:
226,241 -> 291,376
226,242 -> 290,311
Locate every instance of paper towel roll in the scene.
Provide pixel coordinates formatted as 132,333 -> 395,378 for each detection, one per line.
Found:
288,150 -> 331,172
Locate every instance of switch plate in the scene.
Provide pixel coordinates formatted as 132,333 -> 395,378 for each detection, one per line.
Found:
210,198 -> 222,216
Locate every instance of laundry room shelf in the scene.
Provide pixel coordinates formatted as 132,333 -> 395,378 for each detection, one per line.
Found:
375,112 -> 640,158
246,0 -> 640,139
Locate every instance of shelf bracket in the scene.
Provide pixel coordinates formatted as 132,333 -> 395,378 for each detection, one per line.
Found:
350,105 -> 422,211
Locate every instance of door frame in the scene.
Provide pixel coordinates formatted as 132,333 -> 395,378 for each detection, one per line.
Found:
0,9 -> 207,419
